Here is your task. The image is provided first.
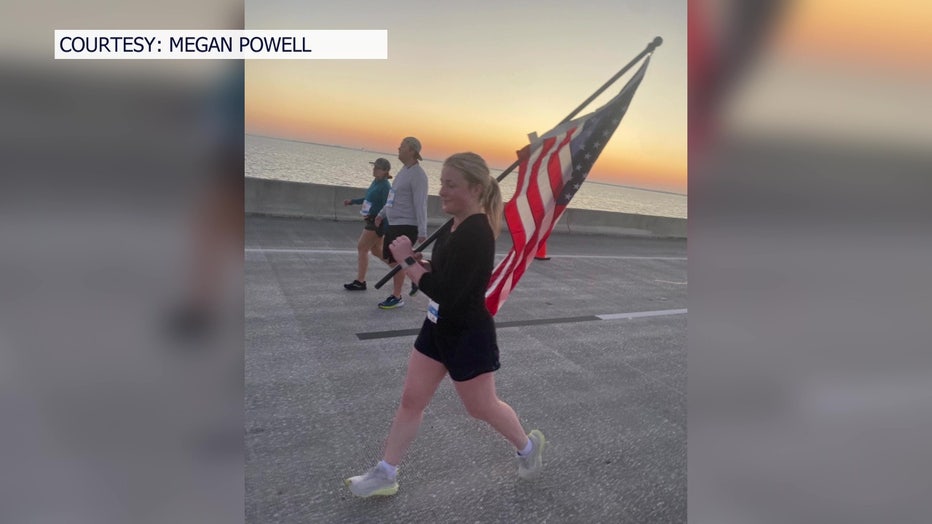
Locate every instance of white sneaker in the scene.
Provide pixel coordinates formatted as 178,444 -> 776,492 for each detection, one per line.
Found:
517,430 -> 546,480
344,464 -> 399,497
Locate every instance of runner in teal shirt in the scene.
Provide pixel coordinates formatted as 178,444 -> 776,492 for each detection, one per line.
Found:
343,158 -> 393,290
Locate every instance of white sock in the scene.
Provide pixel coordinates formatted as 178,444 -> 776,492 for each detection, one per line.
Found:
377,460 -> 397,479
516,437 -> 533,457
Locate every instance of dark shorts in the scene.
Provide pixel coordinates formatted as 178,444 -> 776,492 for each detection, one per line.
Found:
382,225 -> 419,263
414,317 -> 501,382
364,217 -> 385,237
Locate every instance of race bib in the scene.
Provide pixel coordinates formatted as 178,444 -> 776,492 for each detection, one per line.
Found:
427,300 -> 439,324
360,200 -> 372,216
385,189 -> 396,208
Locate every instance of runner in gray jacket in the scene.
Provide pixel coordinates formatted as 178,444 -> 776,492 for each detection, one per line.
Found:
374,136 -> 429,309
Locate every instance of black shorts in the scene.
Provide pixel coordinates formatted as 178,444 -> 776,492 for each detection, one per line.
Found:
364,217 -> 385,237
382,225 -> 419,263
414,317 -> 501,382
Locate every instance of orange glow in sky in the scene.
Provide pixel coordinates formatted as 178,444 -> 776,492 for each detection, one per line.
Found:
246,2 -> 688,194
773,1 -> 932,75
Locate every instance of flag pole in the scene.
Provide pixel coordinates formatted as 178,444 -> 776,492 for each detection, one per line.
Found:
375,36 -> 662,290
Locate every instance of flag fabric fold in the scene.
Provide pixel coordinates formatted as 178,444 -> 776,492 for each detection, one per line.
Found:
485,56 -> 652,315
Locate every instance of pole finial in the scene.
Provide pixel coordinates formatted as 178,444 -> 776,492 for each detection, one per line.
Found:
650,36 -> 663,50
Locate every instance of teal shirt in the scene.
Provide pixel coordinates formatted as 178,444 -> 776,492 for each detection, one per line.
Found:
350,178 -> 392,218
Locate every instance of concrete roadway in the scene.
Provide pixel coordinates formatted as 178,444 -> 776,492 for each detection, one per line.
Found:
246,215 -> 686,523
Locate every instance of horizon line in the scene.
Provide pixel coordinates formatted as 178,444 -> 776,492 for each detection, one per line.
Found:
246,133 -> 687,197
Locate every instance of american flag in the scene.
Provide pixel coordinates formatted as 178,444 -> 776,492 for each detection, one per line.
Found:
485,57 -> 651,315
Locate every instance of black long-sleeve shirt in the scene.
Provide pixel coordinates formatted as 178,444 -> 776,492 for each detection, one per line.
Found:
417,213 -> 494,330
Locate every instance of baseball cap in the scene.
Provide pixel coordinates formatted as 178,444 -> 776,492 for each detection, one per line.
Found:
402,136 -> 422,160
370,157 -> 392,176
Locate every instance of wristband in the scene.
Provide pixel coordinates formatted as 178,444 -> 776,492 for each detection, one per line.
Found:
402,256 -> 417,268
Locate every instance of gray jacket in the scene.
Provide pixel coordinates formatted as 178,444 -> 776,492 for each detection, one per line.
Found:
378,162 -> 429,238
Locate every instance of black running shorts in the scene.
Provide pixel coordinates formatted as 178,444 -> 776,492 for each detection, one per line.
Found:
414,317 -> 501,382
382,225 -> 418,263
363,217 -> 385,237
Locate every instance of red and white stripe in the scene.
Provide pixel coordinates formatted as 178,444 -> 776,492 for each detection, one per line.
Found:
484,56 -> 651,315
485,126 -> 578,315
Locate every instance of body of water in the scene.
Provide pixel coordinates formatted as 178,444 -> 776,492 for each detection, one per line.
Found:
246,135 -> 687,218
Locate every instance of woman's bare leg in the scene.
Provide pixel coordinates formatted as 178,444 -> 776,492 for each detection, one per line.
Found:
355,229 -> 380,282
453,372 -> 529,450
382,349 -> 448,465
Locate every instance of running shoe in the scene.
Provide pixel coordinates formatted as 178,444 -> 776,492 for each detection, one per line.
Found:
517,429 -> 546,480
344,464 -> 399,498
378,295 -> 405,309
409,282 -> 419,296
343,280 -> 367,291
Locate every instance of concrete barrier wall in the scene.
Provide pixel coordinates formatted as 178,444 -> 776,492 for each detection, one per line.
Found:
245,177 -> 686,238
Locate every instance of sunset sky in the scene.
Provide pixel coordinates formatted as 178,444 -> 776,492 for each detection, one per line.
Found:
2,0 -> 923,197
244,1 -> 688,194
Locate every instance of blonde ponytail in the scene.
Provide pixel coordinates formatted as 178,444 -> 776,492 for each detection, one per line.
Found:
481,178 -> 503,237
443,152 -> 503,238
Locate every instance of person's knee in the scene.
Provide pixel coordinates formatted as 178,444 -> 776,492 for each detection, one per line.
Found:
399,390 -> 430,414
463,399 -> 495,422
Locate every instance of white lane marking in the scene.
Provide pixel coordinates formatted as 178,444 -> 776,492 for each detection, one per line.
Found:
596,309 -> 687,320
246,248 -> 356,255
